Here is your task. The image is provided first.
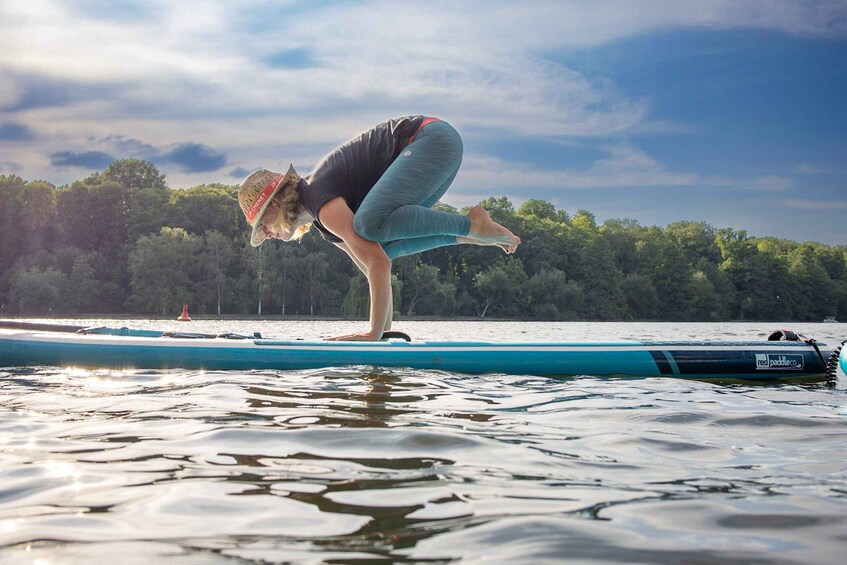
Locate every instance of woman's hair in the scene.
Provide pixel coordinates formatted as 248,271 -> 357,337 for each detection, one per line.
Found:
289,223 -> 311,240
276,178 -> 311,240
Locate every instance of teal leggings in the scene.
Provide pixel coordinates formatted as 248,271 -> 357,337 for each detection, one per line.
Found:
352,120 -> 470,260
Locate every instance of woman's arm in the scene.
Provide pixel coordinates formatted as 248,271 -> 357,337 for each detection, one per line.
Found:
333,241 -> 368,276
334,241 -> 393,335
320,197 -> 392,340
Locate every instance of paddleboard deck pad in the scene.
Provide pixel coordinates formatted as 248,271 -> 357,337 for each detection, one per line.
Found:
0,324 -> 837,381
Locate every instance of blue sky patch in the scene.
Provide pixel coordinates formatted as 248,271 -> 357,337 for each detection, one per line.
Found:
0,122 -> 34,141
263,48 -> 318,69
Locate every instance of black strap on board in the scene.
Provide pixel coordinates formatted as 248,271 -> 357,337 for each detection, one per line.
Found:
382,331 -> 412,342
768,328 -> 827,371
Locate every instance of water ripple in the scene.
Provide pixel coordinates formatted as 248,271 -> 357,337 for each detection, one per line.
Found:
2,320 -> 847,563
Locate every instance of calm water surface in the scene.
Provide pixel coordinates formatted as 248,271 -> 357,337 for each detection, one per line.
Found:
1,321 -> 846,564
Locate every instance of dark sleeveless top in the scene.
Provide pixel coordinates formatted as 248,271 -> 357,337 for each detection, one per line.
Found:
301,115 -> 426,243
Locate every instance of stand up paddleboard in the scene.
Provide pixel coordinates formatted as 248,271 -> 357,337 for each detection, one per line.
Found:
0,321 -> 840,381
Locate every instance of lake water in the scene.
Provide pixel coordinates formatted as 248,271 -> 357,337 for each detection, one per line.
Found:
1,320 -> 846,564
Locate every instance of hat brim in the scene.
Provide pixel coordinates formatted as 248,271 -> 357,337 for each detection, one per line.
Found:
248,164 -> 300,247
250,226 -> 269,247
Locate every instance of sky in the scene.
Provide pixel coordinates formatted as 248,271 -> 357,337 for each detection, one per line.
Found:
1,0 -> 845,245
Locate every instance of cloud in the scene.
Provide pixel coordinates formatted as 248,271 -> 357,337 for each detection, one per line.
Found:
0,161 -> 23,173
792,163 -> 847,175
229,166 -> 250,179
50,150 -> 115,169
781,199 -> 847,211
0,122 -> 35,141
96,135 -> 159,159
0,1 -> 652,141
457,145 -> 792,193
3,2 -> 840,140
61,136 -> 228,174
2,0 -> 845,193
1,75 -> 67,112
0,1 -> 235,82
156,142 -> 227,173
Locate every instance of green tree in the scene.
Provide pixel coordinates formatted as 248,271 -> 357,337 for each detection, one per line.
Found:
262,241 -> 302,315
524,269 -> 584,320
56,177 -> 134,311
128,227 -> 203,315
688,270 -> 721,321
517,199 -> 569,224
402,260 -> 456,316
3,165 -> 846,322
98,159 -> 170,242
514,213 -> 574,275
691,259 -> 733,320
0,175 -> 27,307
572,209 -> 597,233
169,184 -> 242,239
192,231 -> 239,315
102,159 -> 166,192
299,251 -> 334,315
243,239 -> 267,316
718,229 -> 790,320
8,266 -> 68,314
634,227 -> 693,320
578,236 -> 625,320
786,244 -> 837,321
67,253 -> 102,313
601,218 -> 645,275
621,273 -> 660,320
341,273 -> 369,318
474,258 -> 527,318
666,220 -> 721,265
340,273 -> 402,319
19,181 -> 58,256
129,186 -> 170,241
477,196 -> 515,220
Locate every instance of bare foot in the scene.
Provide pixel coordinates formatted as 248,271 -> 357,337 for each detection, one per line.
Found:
467,206 -> 521,249
456,235 -> 517,254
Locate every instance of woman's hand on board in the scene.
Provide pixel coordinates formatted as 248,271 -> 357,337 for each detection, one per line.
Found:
327,330 -> 382,341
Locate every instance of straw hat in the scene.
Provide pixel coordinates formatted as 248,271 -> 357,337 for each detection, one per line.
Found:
238,164 -> 300,246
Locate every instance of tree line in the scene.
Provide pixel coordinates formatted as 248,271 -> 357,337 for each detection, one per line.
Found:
1,160 -> 845,322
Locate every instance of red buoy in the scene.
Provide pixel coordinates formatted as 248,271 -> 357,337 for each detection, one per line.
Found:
177,304 -> 192,321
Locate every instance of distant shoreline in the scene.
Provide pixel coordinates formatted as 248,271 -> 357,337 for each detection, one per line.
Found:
3,315 -> 841,324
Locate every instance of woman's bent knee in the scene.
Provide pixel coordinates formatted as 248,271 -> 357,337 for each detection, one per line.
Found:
353,211 -> 382,241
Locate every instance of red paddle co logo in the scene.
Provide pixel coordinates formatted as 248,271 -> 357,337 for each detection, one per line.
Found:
755,353 -> 804,370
